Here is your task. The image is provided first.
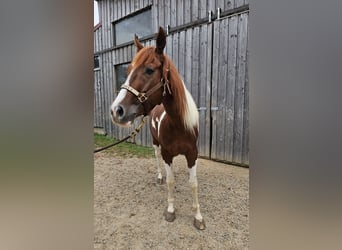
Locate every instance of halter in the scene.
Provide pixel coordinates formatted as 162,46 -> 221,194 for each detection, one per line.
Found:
121,78 -> 171,103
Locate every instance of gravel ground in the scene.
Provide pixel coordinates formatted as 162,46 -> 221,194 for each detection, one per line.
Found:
94,152 -> 249,249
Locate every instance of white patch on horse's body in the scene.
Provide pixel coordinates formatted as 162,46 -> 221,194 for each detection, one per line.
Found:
182,81 -> 199,132
188,161 -> 203,221
157,111 -> 166,138
111,69 -> 134,111
164,162 -> 175,213
151,118 -> 156,130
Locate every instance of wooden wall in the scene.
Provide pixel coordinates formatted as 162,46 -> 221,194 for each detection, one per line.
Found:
94,0 -> 249,165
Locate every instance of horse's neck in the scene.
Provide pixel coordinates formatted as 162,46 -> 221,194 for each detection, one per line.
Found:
162,90 -> 185,128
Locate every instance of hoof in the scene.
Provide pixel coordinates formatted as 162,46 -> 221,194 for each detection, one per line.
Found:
194,218 -> 206,230
157,177 -> 163,185
163,209 -> 176,222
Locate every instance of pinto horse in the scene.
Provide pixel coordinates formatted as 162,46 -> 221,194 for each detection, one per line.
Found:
110,27 -> 205,230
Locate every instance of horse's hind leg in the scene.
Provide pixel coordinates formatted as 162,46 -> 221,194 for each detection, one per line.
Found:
153,145 -> 163,184
187,157 -> 206,230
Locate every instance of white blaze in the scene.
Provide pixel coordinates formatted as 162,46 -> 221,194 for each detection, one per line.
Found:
111,69 -> 134,112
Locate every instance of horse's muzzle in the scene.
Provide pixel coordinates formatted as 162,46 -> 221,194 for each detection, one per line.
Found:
110,104 -> 138,127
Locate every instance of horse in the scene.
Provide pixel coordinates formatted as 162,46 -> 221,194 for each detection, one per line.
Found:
110,27 -> 205,230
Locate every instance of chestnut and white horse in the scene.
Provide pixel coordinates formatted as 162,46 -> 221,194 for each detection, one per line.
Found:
110,27 -> 205,230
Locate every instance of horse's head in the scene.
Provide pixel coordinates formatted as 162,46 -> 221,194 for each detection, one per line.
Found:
110,27 -> 169,127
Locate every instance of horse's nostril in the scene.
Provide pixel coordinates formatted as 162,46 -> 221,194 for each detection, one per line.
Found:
115,105 -> 124,118
110,109 -> 113,116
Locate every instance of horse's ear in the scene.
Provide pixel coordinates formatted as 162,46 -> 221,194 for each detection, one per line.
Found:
155,27 -> 166,54
134,34 -> 144,51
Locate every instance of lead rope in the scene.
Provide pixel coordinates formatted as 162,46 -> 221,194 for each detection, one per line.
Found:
94,117 -> 146,153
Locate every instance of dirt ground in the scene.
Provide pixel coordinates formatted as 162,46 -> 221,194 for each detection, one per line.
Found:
94,152 -> 249,250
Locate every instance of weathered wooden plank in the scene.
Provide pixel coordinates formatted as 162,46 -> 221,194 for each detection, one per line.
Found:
192,0 -> 199,21
133,0 -> 138,12
208,0 -> 216,14
210,20 -> 220,160
205,23 -> 213,158
152,0 -> 158,30
122,0 -> 127,17
217,0 -> 225,11
232,13 -> 248,164
97,29 -> 101,51
216,18 -> 228,161
105,0 -> 110,49
103,53 -> 111,136
119,47 -> 124,64
112,0 -> 117,21
126,0 -> 131,15
112,66 -> 120,139
122,47 -> 126,63
176,0 -> 183,26
127,44 -> 132,61
108,3 -> 113,47
109,56 -> 115,137
178,31 -> 186,78
117,0 -> 122,20
191,26 -> 200,106
146,120 -> 152,147
106,0 -> 110,48
199,0 -> 207,19
94,71 -> 98,127
100,27 -> 103,51
184,0 -> 191,24
172,32 -> 179,71
165,35 -> 173,59
102,1 -> 107,49
241,13 -> 249,165
165,0 -> 170,26
235,0 -> 245,8
225,15 -> 238,162
99,58 -> 105,128
157,0 -> 164,28
184,28 -> 192,91
101,52 -> 107,133
94,30 -> 96,51
198,24 -> 210,157
224,0 -> 234,11
170,0 -> 177,27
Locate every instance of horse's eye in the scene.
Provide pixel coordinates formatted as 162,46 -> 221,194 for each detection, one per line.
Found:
145,67 -> 154,75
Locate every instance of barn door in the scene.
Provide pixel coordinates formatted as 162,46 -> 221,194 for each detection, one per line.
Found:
165,13 -> 249,166
210,13 -> 249,165
164,24 -> 213,159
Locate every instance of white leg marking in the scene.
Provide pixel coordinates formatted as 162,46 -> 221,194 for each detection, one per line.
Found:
111,69 -> 134,111
189,160 -> 203,221
157,111 -> 166,138
153,145 -> 162,181
164,162 -> 175,213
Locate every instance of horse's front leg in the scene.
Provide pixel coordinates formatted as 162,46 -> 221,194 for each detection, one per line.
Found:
153,145 -> 163,184
163,160 -> 176,222
188,160 -> 206,230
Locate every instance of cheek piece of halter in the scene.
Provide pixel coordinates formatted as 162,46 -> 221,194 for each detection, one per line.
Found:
120,66 -> 172,104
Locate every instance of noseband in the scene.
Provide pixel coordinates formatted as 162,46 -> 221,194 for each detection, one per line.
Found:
121,78 -> 171,103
